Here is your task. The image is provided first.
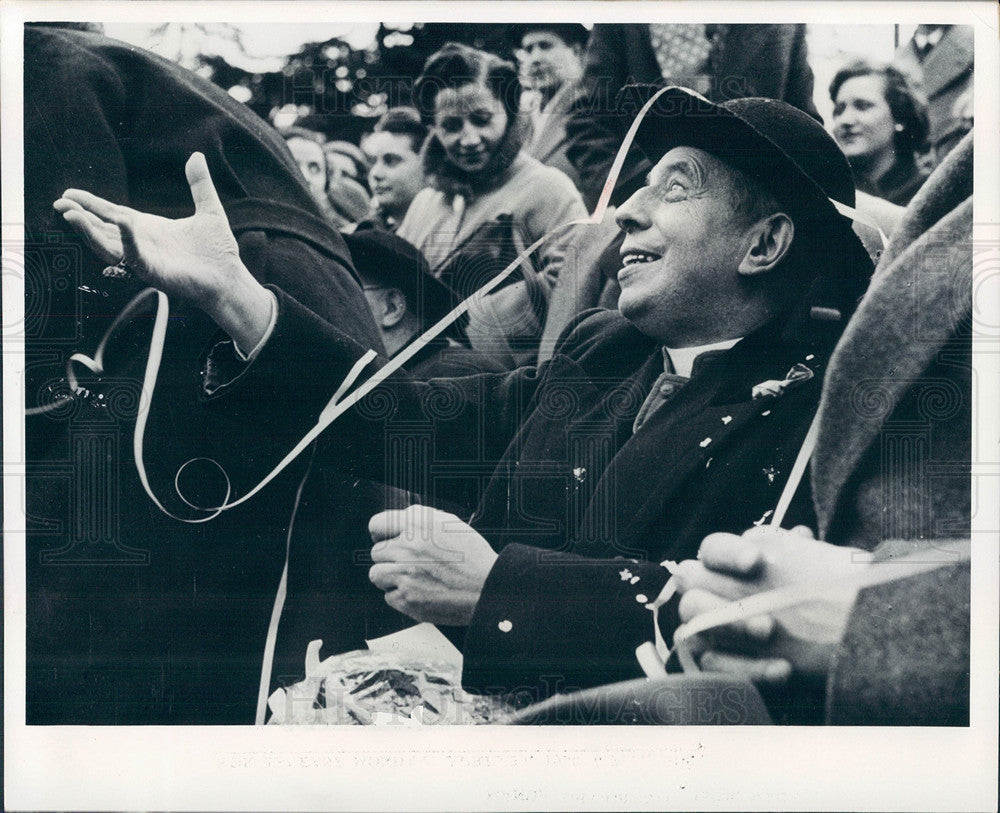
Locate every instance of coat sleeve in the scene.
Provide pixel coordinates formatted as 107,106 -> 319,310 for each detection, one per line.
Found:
825,546 -> 970,725
461,543 -> 673,698
197,287 -> 603,497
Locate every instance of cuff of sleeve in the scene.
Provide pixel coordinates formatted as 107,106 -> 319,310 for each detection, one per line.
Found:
233,288 -> 278,362
462,544 -> 671,700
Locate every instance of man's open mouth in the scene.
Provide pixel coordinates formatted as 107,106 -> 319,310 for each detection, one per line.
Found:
620,251 -> 662,267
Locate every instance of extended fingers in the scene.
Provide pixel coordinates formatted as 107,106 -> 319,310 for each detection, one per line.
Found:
56,207 -> 125,264
60,188 -> 134,225
185,152 -> 226,215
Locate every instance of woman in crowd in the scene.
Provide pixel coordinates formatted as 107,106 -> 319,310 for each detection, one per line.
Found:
397,42 -> 587,367
830,59 -> 930,206
360,107 -> 429,232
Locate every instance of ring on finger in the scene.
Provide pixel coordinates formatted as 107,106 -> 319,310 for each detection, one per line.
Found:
102,258 -> 132,279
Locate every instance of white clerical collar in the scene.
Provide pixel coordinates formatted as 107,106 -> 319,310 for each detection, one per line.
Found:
663,337 -> 742,378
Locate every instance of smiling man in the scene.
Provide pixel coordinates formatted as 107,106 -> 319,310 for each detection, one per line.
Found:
58,87 -> 873,702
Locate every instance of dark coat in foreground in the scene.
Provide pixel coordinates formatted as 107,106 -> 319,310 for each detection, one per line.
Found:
23,25 -> 382,724
204,297 -> 832,700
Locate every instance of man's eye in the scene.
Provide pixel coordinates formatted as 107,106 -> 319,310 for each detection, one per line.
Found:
470,112 -> 493,127
383,155 -> 402,167
666,180 -> 686,194
833,103 -> 846,117
439,118 -> 463,134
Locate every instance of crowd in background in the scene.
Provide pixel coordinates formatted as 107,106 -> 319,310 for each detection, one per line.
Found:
22,20 -> 977,730
268,22 -> 972,366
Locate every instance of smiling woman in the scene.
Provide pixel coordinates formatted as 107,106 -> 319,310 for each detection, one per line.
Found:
396,42 -> 588,367
829,60 -> 931,206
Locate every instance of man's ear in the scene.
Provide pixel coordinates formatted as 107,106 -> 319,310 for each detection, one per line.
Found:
737,213 -> 795,277
380,288 -> 409,328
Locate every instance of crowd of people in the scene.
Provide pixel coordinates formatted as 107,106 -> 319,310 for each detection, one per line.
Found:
23,21 -> 974,728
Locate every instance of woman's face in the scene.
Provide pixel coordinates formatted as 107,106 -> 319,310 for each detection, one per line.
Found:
832,75 -> 897,164
432,83 -> 509,173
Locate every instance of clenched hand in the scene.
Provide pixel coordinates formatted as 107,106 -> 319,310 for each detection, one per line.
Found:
368,505 -> 499,626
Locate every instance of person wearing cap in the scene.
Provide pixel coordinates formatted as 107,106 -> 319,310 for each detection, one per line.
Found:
57,88 -> 873,701
344,228 -> 507,378
511,23 -> 588,188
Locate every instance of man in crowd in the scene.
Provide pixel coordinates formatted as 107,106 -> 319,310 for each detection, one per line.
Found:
894,24 -> 974,164
58,87 -> 873,702
360,107 -> 429,232
512,23 -> 589,188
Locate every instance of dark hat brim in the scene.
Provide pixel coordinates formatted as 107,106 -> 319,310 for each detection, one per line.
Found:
621,85 -> 866,249
343,228 -> 460,333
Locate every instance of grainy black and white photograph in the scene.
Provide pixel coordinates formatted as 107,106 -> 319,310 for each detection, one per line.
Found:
3,1 -> 998,809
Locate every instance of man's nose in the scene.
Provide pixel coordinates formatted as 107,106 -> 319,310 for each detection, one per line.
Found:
615,189 -> 652,232
370,163 -> 385,182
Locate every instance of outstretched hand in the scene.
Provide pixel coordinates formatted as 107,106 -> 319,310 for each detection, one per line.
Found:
54,152 -> 273,349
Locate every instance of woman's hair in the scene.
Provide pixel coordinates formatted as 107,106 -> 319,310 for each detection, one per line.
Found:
413,42 -> 522,126
412,43 -> 527,196
829,59 -> 930,154
372,106 -> 429,154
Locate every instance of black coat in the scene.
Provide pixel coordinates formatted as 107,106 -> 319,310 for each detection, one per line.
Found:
23,25 -> 382,724
205,294 -> 830,700
565,23 -> 819,209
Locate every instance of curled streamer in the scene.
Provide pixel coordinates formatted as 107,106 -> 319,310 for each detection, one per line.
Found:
420,380 -> 464,421
356,384 -> 399,421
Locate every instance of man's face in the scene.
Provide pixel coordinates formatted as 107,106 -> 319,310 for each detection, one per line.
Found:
614,146 -> 762,347
286,136 -> 327,200
363,131 -> 426,217
518,30 -> 582,94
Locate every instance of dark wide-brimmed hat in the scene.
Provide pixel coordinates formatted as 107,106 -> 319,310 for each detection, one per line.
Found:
342,227 -> 459,334
619,85 -> 874,333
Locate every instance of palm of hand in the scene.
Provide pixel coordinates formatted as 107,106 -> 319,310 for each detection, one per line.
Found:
121,208 -> 240,305
55,152 -> 242,306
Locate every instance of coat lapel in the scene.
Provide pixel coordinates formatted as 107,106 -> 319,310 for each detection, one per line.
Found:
528,84 -> 573,164
575,334 -> 821,558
